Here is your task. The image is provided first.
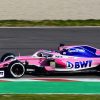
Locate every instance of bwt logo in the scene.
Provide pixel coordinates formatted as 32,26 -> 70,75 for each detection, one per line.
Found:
67,60 -> 92,69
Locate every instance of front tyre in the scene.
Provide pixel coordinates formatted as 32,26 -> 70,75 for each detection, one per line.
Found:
6,60 -> 25,78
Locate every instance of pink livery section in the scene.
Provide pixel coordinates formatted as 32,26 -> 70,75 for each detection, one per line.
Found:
96,49 -> 100,55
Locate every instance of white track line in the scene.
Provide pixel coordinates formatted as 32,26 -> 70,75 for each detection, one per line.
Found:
0,78 -> 100,82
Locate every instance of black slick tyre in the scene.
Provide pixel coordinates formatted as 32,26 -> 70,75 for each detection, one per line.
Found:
5,60 -> 25,78
0,53 -> 15,62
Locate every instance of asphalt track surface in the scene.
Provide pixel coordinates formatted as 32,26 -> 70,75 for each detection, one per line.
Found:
0,27 -> 100,78
0,27 -> 99,55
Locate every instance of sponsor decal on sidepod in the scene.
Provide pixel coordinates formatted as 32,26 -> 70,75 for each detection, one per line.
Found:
0,71 -> 4,77
67,60 -> 92,69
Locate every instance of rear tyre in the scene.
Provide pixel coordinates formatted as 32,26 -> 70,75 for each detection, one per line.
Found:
5,60 -> 25,78
0,53 -> 15,62
96,65 -> 100,76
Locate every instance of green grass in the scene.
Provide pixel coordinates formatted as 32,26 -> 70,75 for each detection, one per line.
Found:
0,94 -> 100,100
0,19 -> 100,26
0,81 -> 100,94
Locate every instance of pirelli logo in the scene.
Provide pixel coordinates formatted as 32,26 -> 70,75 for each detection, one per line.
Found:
0,71 -> 4,77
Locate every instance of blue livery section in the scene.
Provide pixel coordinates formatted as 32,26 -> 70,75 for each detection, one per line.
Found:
60,45 -> 100,58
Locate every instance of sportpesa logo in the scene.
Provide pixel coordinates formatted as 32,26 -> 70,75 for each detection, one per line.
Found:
68,49 -> 85,53
66,60 -> 92,69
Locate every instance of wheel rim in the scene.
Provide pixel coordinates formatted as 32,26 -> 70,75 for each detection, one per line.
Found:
10,63 -> 25,78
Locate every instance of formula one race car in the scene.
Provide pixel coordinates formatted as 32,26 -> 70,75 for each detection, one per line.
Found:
0,44 -> 100,78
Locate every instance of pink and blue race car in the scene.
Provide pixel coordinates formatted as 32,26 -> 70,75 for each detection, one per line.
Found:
0,44 -> 100,78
